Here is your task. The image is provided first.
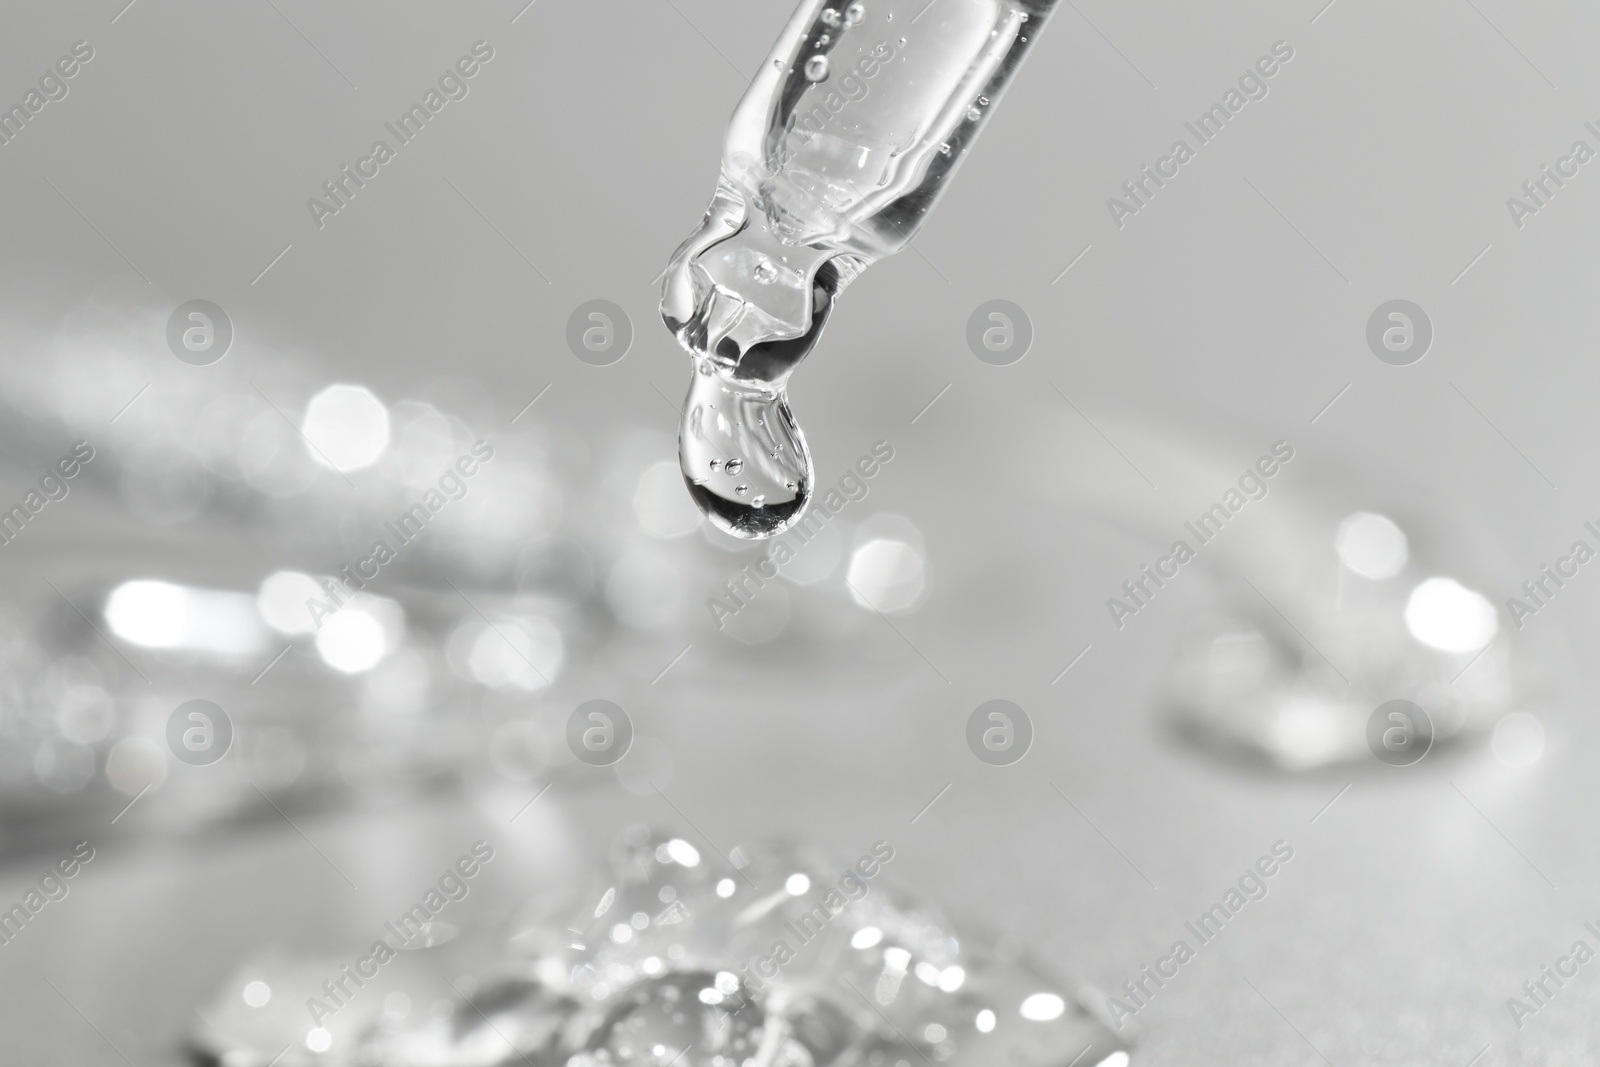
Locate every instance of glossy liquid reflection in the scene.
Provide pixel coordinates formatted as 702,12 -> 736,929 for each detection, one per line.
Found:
663,0 -> 1057,538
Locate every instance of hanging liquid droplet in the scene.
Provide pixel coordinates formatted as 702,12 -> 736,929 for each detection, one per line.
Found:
708,458 -> 721,472
678,372 -> 812,538
661,0 -> 1057,539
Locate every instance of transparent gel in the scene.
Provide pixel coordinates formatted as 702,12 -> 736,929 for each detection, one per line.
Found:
663,0 -> 1057,537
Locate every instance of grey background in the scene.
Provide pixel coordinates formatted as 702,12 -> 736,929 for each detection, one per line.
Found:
4,0 -> 1600,1064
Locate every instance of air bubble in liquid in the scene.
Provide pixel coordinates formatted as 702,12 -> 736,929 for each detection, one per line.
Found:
804,55 -> 829,81
820,8 -> 841,27
845,2 -> 866,25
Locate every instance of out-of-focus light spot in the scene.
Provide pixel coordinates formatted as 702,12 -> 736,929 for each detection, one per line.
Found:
1094,1054 -> 1130,1067
924,1023 -> 947,1043
714,972 -> 739,994
301,384 -> 390,472
242,981 -> 271,1008
1405,577 -> 1497,653
851,927 -> 883,950
1267,697 -> 1346,771
719,574 -> 791,647
239,410 -> 317,497
305,1028 -> 332,1053
257,571 -> 324,635
938,965 -> 966,992
716,878 -> 736,899
666,838 -> 701,867
393,404 -> 457,487
34,739 -> 94,793
1020,992 -> 1065,1021
785,873 -> 811,896
1492,712 -> 1545,768
382,992 -> 410,1020
56,685 -> 113,744
316,605 -> 389,674
883,947 -> 911,971
975,1009 -> 996,1033
776,521 -> 841,584
915,961 -> 942,986
105,737 -> 166,796
606,547 -> 685,630
610,923 -> 633,944
697,986 -> 723,1005
846,538 -> 926,613
634,460 -> 702,538
105,580 -> 268,656
1335,512 -> 1408,579
641,957 -> 663,976
460,614 -> 563,691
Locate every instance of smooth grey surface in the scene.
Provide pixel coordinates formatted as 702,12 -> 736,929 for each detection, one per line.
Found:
3,0 -> 1600,1064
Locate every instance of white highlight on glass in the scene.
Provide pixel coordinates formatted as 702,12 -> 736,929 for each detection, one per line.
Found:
975,1008 -> 997,1033
784,872 -> 811,895
242,980 -> 271,1008
716,878 -> 736,899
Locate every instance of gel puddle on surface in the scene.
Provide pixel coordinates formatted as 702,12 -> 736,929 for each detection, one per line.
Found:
662,0 -> 1058,538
